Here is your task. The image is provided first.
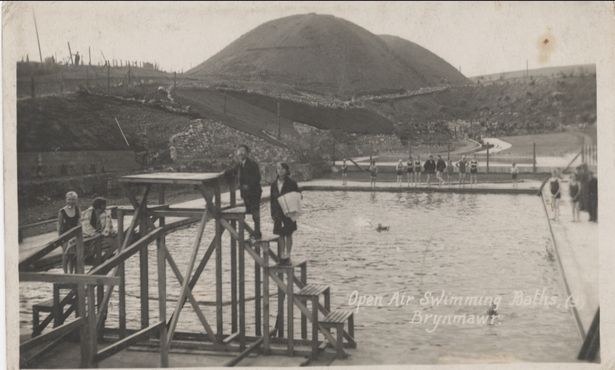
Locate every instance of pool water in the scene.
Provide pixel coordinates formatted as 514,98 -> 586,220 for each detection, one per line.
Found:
20,191 -> 580,364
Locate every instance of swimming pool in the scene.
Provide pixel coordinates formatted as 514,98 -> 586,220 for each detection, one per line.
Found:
20,191 -> 580,364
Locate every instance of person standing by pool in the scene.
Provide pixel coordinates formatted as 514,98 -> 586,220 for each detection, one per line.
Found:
225,144 -> 263,239
369,160 -> 378,189
57,191 -> 81,273
423,155 -> 436,187
446,159 -> 454,185
470,155 -> 479,186
270,163 -> 300,265
511,162 -> 520,189
414,156 -> 422,186
587,172 -> 598,222
396,159 -> 404,186
436,155 -> 446,187
569,174 -> 581,222
549,170 -> 561,221
406,157 -> 414,187
456,155 -> 468,187
341,158 -> 348,186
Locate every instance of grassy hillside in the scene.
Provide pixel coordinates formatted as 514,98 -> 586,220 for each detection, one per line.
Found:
188,13 -> 466,97
17,92 -> 193,152
377,72 -> 596,138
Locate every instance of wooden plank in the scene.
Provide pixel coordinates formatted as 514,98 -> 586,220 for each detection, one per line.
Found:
224,337 -> 263,367
19,225 -> 82,269
287,267 -> 294,355
277,241 -> 284,338
86,286 -> 97,367
300,264 -> 307,340
254,243 -> 261,337
89,228 -> 163,275
95,322 -> 163,362
222,331 -> 239,344
157,216 -> 169,367
262,242 -> 270,354
164,247 -> 218,344
75,231 -> 88,368
166,209 -> 210,342
151,208 -> 212,219
117,210 -> 126,339
114,204 -> 169,216
220,218 -> 240,240
238,219 -> 246,350
20,317 -> 84,352
119,172 -> 224,185
230,220 -> 238,333
20,272 -> 119,286
215,188 -> 223,340
93,185 -> 150,329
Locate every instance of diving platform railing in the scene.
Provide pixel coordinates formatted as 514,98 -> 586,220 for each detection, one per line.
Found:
19,172 -> 356,368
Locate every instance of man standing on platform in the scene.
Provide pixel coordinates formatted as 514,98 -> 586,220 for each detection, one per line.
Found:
226,144 -> 262,239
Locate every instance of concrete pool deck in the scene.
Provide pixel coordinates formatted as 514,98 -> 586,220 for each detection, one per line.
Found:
540,184 -> 599,339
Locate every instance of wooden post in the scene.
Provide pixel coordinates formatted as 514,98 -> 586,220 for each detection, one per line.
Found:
277,241 -> 284,338
87,286 -> 97,368
52,284 -> 61,328
262,242 -> 270,354
157,215 -> 169,367
533,142 -> 537,173
230,221 -> 238,333
286,267 -> 294,355
75,231 -> 88,367
486,146 -> 490,174
215,184 -> 223,341
238,220 -> 246,350
311,296 -> 318,356
254,243 -> 261,336
139,198 -> 149,329
300,264 -> 307,339
117,210 -> 126,338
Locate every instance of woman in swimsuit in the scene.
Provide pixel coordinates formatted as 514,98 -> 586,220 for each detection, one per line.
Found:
57,191 -> 81,273
369,160 -> 378,189
341,159 -> 348,185
396,159 -> 404,186
569,174 -> 581,222
406,157 -> 414,187
549,170 -> 561,221
470,155 -> 479,186
414,157 -> 422,186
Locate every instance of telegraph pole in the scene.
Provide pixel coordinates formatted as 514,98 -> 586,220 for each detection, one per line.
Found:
32,10 -> 43,63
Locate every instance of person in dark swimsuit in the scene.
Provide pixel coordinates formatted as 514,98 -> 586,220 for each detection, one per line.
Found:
270,163 -> 300,265
396,160 -> 404,186
406,157 -> 414,187
470,155 -> 479,186
341,159 -> 348,185
414,157 -> 422,186
569,174 -> 581,222
456,155 -> 468,187
549,170 -> 561,221
57,191 -> 81,273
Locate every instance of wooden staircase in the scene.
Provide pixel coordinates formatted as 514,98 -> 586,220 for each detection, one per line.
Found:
239,231 -> 356,362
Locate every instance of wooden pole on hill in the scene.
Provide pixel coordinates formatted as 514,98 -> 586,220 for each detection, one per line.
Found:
277,99 -> 281,139
32,10 -> 43,64
67,42 -> 73,65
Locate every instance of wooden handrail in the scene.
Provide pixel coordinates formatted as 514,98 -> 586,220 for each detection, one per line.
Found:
20,317 -> 85,352
19,225 -> 83,270
20,272 -> 120,286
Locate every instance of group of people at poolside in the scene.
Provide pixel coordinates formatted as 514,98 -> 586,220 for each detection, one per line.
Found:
223,144 -> 300,265
342,154 -> 483,188
547,166 -> 598,223
57,193 -> 115,273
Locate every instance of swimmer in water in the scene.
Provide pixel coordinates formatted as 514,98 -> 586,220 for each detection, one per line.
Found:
376,223 -> 389,232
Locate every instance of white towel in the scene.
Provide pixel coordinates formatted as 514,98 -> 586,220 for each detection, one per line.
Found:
277,191 -> 302,221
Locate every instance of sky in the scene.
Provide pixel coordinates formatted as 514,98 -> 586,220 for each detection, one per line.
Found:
3,1 -> 609,77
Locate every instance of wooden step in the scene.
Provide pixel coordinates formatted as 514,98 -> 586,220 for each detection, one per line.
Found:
296,284 -> 329,298
32,299 -> 55,311
320,310 -> 353,326
269,258 -> 307,270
